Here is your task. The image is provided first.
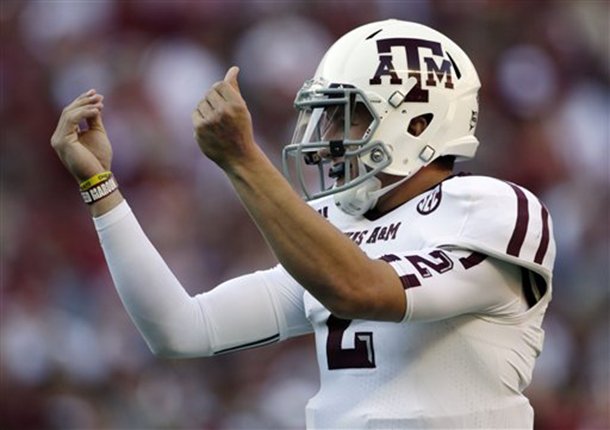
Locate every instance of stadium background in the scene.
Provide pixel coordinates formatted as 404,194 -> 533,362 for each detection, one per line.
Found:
1,1 -> 608,429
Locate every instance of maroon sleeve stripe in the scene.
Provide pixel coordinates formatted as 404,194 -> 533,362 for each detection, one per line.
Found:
534,205 -> 550,264
458,251 -> 487,269
379,254 -> 401,262
506,184 -> 529,257
400,274 -> 421,289
379,254 -> 421,289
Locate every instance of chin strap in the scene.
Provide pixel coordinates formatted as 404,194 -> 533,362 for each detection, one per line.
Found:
333,169 -> 409,217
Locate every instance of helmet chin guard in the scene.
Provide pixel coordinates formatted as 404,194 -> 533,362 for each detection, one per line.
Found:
334,170 -> 412,216
282,19 -> 481,216
334,176 -> 382,217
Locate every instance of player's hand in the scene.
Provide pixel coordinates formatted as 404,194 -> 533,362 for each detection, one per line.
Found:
192,66 -> 257,170
51,89 -> 112,183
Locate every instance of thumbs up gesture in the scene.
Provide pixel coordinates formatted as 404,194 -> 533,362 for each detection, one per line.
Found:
192,66 -> 257,171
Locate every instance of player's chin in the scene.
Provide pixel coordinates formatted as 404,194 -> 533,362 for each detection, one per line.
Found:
332,177 -> 345,188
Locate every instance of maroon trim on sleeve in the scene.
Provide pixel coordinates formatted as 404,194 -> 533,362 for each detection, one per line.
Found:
506,184 -> 529,257
458,251 -> 487,269
379,254 -> 401,263
399,274 -> 421,289
378,254 -> 421,288
534,205 -> 550,264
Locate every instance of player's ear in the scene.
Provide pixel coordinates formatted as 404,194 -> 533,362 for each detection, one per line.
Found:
407,115 -> 430,137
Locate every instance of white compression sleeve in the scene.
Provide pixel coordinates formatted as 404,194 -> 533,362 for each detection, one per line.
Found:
94,201 -> 302,358
198,267 -> 312,355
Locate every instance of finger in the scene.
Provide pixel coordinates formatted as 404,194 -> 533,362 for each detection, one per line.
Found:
216,81 -> 238,103
52,104 -> 101,148
196,97 -> 214,118
64,105 -> 103,132
62,96 -> 103,128
193,101 -> 208,121
69,102 -> 102,121
192,116 -> 207,139
66,89 -> 98,110
191,109 -> 203,127
224,66 -> 241,95
81,88 -> 96,98
73,94 -> 103,111
86,108 -> 106,132
77,88 -> 96,100
192,108 -> 209,139
206,86 -> 225,108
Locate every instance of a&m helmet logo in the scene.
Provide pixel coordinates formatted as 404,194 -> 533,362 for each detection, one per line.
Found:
369,38 -> 456,103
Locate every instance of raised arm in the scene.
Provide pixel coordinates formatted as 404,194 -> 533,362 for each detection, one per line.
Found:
50,91 -> 310,357
192,68 -> 406,322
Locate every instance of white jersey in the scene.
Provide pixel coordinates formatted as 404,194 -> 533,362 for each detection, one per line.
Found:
94,174 -> 555,430
300,174 -> 555,429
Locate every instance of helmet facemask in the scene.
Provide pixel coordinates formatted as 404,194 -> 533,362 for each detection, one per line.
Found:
282,79 -> 393,210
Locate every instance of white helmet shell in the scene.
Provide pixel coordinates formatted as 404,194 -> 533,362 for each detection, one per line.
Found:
316,19 -> 480,176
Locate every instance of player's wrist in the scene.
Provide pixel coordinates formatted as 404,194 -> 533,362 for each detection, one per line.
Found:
88,189 -> 124,218
221,144 -> 268,179
79,171 -> 119,204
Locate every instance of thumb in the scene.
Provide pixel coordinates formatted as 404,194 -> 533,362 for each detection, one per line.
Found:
87,110 -> 106,132
224,66 -> 241,94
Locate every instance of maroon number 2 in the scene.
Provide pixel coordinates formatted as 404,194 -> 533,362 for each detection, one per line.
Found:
326,315 -> 376,370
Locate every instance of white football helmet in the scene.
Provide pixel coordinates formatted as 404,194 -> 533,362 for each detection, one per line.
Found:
282,19 -> 481,216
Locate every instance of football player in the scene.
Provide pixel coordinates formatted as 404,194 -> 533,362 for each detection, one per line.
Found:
51,20 -> 555,429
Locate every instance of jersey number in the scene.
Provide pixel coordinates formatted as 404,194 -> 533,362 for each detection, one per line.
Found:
326,315 -> 375,369
324,249 -> 473,370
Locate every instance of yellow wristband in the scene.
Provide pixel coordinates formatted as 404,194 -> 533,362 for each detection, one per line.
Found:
80,171 -> 113,191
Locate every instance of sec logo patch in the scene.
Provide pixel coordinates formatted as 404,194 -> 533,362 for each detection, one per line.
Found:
417,183 -> 442,215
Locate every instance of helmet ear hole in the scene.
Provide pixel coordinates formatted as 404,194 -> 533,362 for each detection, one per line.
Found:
407,114 -> 433,136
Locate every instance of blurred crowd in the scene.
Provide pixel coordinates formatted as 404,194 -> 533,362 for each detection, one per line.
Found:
1,1 -> 608,429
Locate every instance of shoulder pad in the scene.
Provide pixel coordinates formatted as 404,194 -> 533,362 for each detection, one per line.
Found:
439,176 -> 556,284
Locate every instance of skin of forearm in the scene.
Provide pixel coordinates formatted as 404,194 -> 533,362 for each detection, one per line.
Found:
88,190 -> 125,217
224,147 -> 405,321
